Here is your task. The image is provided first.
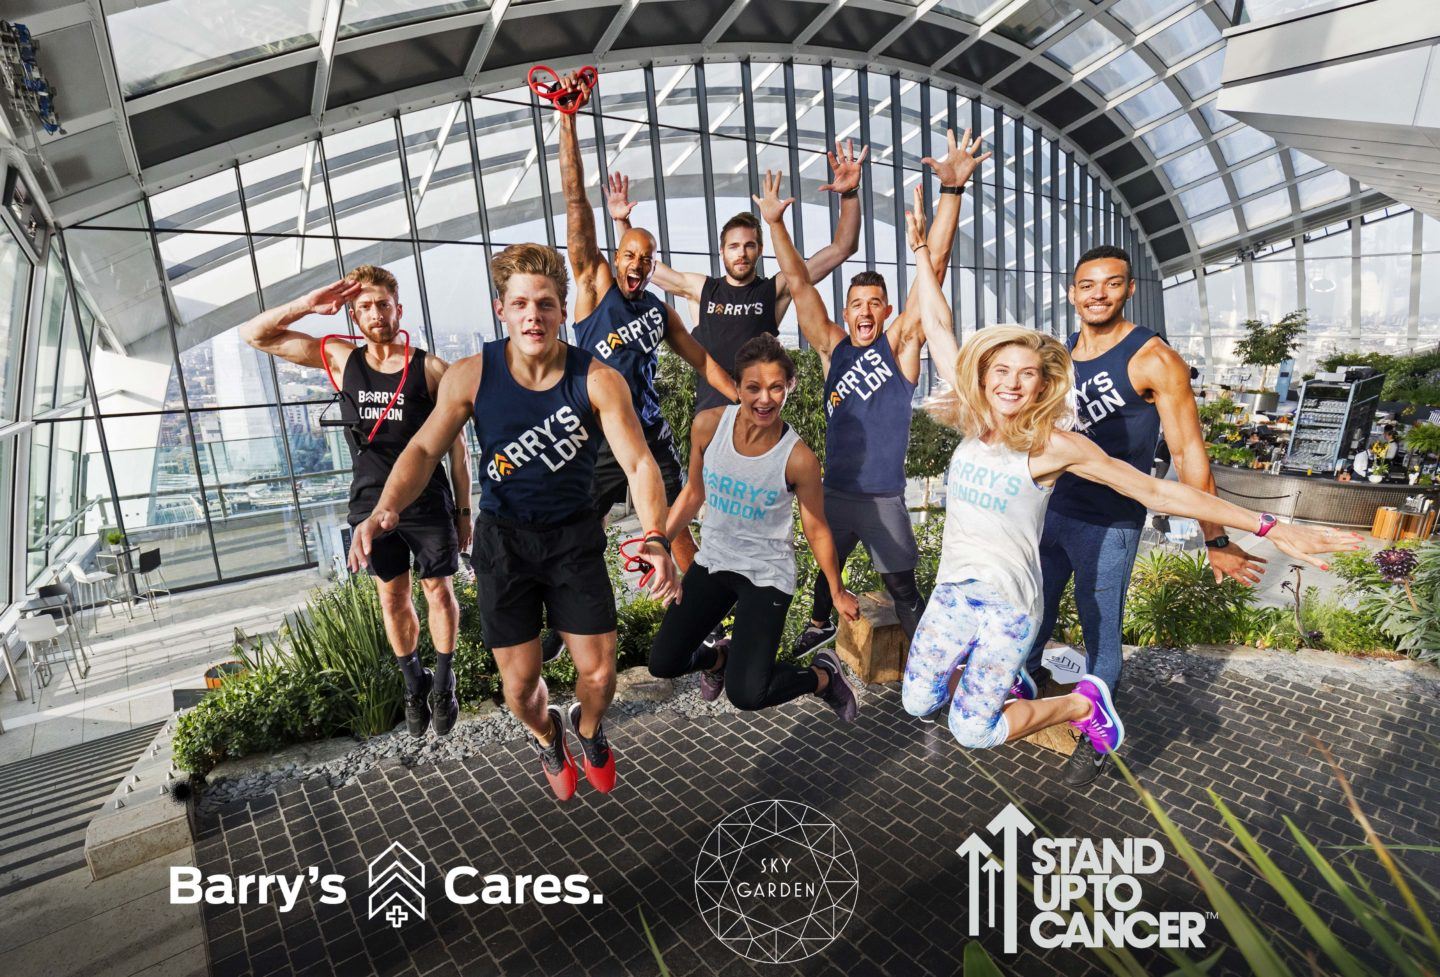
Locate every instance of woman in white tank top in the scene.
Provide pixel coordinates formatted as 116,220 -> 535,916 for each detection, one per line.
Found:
900,195 -> 1360,757
648,335 -> 864,721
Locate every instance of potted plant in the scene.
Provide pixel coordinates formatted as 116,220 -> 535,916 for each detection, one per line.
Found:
1369,461 -> 1389,484
1404,421 -> 1440,461
104,528 -> 127,552
1232,309 -> 1307,414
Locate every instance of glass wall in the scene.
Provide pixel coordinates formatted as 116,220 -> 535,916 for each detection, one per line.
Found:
1164,205 -> 1432,382
7,59 -> 1162,609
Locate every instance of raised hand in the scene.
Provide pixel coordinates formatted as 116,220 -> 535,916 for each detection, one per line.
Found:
303,278 -> 363,316
921,127 -> 992,189
607,171 -> 635,222
819,138 -> 869,194
904,184 -> 929,252
751,169 -> 795,226
555,69 -> 595,113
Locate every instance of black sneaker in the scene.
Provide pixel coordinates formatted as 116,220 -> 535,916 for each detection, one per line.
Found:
530,706 -> 578,801
404,669 -> 434,738
1061,734 -> 1110,787
429,677 -> 458,737
812,649 -> 858,723
541,630 -> 565,664
792,620 -> 838,657
567,702 -> 616,793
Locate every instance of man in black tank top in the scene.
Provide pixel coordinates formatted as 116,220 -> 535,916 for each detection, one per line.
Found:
1015,246 -> 1265,787
349,243 -> 680,803
609,139 -> 867,410
240,265 -> 472,740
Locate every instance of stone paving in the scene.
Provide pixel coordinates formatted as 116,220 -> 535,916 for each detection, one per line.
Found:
194,659 -> 1440,977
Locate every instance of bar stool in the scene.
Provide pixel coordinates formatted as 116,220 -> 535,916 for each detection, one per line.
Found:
16,615 -> 80,707
66,561 -> 126,630
134,548 -> 171,620
35,582 -> 91,674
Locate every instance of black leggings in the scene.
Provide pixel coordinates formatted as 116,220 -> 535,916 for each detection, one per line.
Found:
810,564 -> 924,639
649,563 -> 817,711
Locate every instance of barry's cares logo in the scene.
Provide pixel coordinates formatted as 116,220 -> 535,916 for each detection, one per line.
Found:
368,842 -> 425,927
958,804 -> 1206,953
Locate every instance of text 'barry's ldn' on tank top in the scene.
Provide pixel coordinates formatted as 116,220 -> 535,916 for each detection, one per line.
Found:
572,282 -> 668,430
472,340 -> 601,525
343,347 -> 453,523
693,275 -> 778,412
822,337 -> 916,497
1049,325 -> 1163,530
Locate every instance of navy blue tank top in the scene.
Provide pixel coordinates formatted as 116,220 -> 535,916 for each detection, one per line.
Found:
694,275 -> 778,412
473,340 -> 601,525
342,347 -> 453,523
1050,326 -> 1163,529
822,337 -> 916,496
572,282 -> 668,429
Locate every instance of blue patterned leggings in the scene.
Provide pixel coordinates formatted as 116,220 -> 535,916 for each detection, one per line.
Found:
901,580 -> 1035,750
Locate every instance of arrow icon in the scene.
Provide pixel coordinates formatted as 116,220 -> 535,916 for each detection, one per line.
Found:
987,803 -> 1036,954
956,833 -> 994,937
983,859 -> 1002,928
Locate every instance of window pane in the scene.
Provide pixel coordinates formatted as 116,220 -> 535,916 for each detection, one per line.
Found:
1231,154 -> 1285,196
1193,210 -> 1238,246
324,119 -> 413,247
241,142 -> 336,239
32,249 -> 69,414
1142,114 -> 1203,157
1242,189 -> 1292,229
1162,144 -> 1218,186
0,228 -> 30,423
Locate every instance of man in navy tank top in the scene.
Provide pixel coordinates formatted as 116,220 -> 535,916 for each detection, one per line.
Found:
1016,245 -> 1265,786
349,244 -> 680,803
758,128 -> 991,659
240,265 -> 472,740
555,72 -> 736,576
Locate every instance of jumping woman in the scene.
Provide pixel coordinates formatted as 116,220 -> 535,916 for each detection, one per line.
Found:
648,334 -> 863,721
900,190 -> 1360,756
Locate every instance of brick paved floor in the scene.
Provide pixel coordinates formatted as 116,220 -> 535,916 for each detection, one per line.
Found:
194,666 -> 1440,977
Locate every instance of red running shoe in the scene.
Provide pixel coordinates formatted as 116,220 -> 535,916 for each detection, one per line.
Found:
567,701 -> 617,793
530,706 -> 578,801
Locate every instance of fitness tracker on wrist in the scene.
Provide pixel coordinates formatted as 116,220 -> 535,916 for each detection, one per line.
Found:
841,188 -> 859,199
1204,534 -> 1230,549
940,184 -> 964,195
643,532 -> 672,554
459,506 -> 471,517
1256,513 -> 1278,537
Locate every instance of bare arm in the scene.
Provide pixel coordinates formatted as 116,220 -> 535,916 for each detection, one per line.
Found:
349,356 -> 480,569
666,409 -> 720,540
590,363 -> 680,604
608,171 -> 705,302
239,278 -> 362,372
755,169 -> 845,358
425,355 -> 474,552
775,140 -> 866,317
559,104 -> 611,322
663,308 -> 737,403
790,445 -> 860,622
902,196 -> 958,392
1041,431 -> 1360,570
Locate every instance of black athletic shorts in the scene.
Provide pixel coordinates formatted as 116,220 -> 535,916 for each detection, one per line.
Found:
591,420 -> 684,516
350,515 -> 460,583
471,510 -> 617,648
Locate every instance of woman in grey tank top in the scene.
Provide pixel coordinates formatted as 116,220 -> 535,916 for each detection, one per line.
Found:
648,336 -> 864,721
899,199 -> 1361,759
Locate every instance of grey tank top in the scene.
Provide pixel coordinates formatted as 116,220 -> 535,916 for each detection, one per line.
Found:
694,406 -> 802,593
938,436 -> 1052,619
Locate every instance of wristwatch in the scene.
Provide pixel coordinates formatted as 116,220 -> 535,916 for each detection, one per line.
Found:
940,184 -> 965,195
644,531 -> 672,554
1256,513 -> 1278,537
1204,534 -> 1230,549
840,188 -> 859,199
459,506 -> 471,518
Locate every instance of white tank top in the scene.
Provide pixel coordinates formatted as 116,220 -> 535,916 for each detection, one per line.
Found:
938,436 -> 1052,618
694,406 -> 802,593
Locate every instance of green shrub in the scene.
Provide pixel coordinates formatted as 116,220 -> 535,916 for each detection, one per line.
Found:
1353,542 -> 1440,661
1317,348 -> 1440,404
173,666 -> 347,775
1302,597 -> 1391,654
1122,550 -> 1259,648
1234,603 -> 1301,650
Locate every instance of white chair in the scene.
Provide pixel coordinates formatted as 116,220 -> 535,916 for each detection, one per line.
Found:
66,561 -> 126,630
17,615 -> 80,707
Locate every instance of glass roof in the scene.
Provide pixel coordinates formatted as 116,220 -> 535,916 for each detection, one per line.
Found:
94,0 -> 1374,270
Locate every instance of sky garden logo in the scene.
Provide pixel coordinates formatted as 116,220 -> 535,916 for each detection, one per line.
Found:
169,841 -> 603,922
958,803 -> 1207,953
695,800 -> 860,964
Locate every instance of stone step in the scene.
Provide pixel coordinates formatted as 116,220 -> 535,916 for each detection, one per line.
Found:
84,723 -> 192,881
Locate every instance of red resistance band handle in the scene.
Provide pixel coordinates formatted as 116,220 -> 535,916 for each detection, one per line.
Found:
618,535 -> 660,589
320,330 -> 411,444
528,64 -> 598,115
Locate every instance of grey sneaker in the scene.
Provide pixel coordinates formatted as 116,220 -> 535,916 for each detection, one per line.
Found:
404,669 -> 433,738
1061,734 -> 1111,787
812,649 -> 858,723
792,620 -> 838,657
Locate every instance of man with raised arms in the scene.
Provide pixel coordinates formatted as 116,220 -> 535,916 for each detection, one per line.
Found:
240,265 -> 471,739
764,129 -> 991,658
349,244 -> 679,802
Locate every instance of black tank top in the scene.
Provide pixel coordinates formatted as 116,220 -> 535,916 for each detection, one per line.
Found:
342,346 -> 453,523
1050,326 -> 1164,529
473,339 -> 601,525
693,275 -> 778,412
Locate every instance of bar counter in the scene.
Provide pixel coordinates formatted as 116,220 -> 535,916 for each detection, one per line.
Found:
1211,466 -> 1440,529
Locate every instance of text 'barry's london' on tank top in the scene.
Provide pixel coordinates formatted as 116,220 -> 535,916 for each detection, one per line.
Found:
939,435 -> 1051,620
693,275 -> 778,412
342,346 -> 452,522
1049,325 -> 1162,530
694,405 -> 801,594
472,339 -> 602,526
823,336 -> 916,497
